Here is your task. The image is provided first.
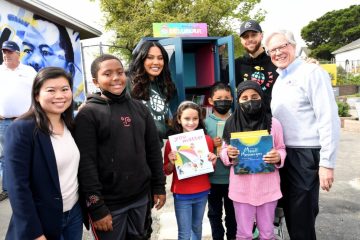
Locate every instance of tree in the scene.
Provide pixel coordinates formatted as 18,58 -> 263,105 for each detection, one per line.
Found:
301,5 -> 360,61
96,0 -> 264,61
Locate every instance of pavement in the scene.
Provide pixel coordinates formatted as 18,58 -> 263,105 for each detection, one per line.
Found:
1,129 -> 360,240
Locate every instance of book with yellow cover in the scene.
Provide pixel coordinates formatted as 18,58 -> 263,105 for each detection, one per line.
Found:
230,130 -> 274,174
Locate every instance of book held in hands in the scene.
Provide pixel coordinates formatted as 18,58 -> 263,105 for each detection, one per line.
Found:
169,129 -> 214,180
230,130 -> 275,174
216,121 -> 225,155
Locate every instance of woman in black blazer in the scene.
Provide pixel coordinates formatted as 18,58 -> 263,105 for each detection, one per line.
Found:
4,67 -> 84,240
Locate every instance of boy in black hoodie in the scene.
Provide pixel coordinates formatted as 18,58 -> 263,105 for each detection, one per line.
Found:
74,54 -> 166,240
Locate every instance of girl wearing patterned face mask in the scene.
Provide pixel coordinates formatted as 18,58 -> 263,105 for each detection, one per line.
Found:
220,80 -> 286,240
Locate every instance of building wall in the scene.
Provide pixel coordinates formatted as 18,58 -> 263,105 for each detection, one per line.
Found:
335,48 -> 360,74
0,0 -> 85,103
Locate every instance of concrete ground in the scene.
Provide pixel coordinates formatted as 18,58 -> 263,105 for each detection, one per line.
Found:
1,129 -> 359,240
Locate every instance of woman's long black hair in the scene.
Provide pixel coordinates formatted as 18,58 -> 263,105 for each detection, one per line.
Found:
128,41 -> 175,101
20,67 -> 74,134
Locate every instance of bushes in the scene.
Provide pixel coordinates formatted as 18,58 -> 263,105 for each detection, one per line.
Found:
336,66 -> 360,85
337,101 -> 350,117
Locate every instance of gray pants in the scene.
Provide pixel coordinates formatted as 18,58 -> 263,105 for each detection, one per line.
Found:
93,194 -> 148,240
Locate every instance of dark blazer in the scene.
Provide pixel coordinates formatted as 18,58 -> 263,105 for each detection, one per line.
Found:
5,118 -> 64,240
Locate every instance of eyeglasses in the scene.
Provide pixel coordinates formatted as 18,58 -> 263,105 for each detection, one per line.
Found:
267,43 -> 290,55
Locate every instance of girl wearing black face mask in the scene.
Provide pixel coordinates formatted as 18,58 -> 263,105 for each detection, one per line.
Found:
220,80 -> 286,240
204,82 -> 237,240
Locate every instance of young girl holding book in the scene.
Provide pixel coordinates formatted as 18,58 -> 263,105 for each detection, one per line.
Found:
220,80 -> 286,240
205,82 -> 237,240
164,101 -> 217,240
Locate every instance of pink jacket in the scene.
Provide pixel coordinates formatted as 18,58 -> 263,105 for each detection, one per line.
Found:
220,118 -> 286,206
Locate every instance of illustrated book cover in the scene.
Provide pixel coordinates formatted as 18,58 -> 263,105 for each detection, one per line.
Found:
169,129 -> 214,180
230,130 -> 274,174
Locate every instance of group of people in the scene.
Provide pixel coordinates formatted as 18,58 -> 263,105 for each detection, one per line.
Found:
0,18 -> 340,240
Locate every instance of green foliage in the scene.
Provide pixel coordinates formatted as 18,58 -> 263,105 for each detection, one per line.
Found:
338,75 -> 360,85
337,101 -> 350,117
301,5 -> 360,60
97,0 -> 264,61
336,65 -> 360,85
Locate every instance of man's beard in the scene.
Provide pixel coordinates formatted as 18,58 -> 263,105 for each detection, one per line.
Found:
244,41 -> 262,55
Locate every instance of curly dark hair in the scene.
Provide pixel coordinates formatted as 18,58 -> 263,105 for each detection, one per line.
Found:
128,41 -> 175,101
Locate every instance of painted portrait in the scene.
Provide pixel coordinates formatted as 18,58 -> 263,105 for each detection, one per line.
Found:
0,0 -> 85,104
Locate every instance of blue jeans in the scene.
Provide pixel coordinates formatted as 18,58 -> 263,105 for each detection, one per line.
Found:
0,119 -> 13,192
61,201 -> 83,240
174,194 -> 208,240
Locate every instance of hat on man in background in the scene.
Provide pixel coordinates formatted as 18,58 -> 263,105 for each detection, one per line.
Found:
1,41 -> 20,52
240,20 -> 262,37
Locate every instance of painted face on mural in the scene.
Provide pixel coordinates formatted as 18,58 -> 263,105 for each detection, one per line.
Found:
21,19 -> 71,72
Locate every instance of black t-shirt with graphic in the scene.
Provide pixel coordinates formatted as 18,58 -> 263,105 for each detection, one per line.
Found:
234,49 -> 278,109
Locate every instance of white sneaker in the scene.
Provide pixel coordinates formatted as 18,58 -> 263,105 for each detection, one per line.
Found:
273,207 -> 285,240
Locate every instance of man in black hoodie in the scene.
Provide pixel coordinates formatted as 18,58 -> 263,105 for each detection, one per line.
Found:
234,20 -> 278,109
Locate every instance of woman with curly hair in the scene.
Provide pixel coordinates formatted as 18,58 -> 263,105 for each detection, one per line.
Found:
128,40 -> 176,148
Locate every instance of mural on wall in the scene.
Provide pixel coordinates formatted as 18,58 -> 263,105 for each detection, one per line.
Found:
0,0 -> 85,104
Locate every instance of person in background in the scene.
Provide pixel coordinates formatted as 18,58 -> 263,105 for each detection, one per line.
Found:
228,19 -> 318,110
127,40 -> 176,239
265,29 -> 340,240
0,40 -> 37,202
74,54 -> 166,240
5,67 -> 83,240
164,101 -> 217,240
220,80 -> 286,240
229,19 -> 278,109
205,82 -> 237,240
128,40 -> 176,148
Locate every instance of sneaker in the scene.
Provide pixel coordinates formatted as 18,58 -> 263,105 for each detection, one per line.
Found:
252,222 -> 259,239
274,224 -> 284,240
0,191 -> 8,201
274,207 -> 285,240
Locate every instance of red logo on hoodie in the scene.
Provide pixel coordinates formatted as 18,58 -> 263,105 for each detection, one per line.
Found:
120,116 -> 131,127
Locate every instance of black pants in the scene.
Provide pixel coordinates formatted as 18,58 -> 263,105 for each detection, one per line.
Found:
93,195 -> 148,240
143,191 -> 153,239
207,183 -> 237,240
280,148 -> 320,240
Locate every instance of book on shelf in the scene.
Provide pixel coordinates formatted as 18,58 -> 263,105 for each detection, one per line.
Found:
192,95 -> 205,105
168,129 -> 214,180
230,130 -> 274,175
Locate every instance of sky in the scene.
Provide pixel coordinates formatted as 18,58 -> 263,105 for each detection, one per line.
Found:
257,0 -> 359,48
41,0 -> 359,48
